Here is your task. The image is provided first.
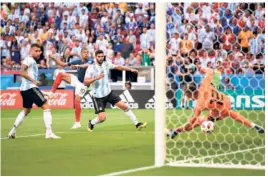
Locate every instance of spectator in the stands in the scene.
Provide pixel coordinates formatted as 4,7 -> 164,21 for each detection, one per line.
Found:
113,52 -> 125,66
106,43 -> 114,61
71,38 -> 82,60
223,76 -> 236,90
202,25 -> 216,50
140,27 -> 151,50
121,38 -> 134,59
147,22 -> 155,45
20,38 -> 30,60
125,81 -> 132,90
141,48 -> 151,66
180,33 -> 193,57
96,35 -> 109,55
238,26 -> 253,54
126,29 -> 137,50
10,37 -> 21,64
169,32 -> 180,56
127,52 -> 138,66
249,31 -> 259,55
39,73 -> 49,86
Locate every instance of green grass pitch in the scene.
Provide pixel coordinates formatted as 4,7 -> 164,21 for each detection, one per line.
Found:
1,109 -> 265,176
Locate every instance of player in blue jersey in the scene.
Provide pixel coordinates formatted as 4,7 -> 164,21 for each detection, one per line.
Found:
48,48 -> 93,129
84,50 -> 147,131
7,44 -> 61,139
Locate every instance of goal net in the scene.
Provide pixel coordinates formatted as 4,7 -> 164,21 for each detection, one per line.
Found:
159,2 -> 265,169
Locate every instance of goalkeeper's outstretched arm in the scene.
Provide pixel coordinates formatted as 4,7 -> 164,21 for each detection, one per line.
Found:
175,107 -> 202,133
197,66 -> 214,84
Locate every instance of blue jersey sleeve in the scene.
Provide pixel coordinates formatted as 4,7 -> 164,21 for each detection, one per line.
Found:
87,58 -> 94,64
67,59 -> 82,66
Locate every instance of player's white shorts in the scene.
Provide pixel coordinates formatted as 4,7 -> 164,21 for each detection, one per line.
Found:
70,74 -> 87,97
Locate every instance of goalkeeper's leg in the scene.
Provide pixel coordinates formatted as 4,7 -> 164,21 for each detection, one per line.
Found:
227,110 -> 264,134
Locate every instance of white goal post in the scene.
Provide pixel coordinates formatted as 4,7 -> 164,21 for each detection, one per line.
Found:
154,2 -> 265,170
155,2 -> 166,167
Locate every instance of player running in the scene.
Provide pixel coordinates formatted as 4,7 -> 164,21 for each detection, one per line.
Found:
48,48 -> 93,129
7,44 -> 61,139
84,50 -> 147,131
167,66 -> 264,139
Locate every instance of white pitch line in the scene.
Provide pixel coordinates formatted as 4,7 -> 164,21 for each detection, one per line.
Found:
1,131 -> 154,140
0,131 -> 83,139
1,117 -> 153,120
99,165 -> 159,176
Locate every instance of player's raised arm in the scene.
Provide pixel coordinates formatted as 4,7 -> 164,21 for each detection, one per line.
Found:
48,54 -> 68,67
72,64 -> 90,69
114,65 -> 138,74
83,65 -> 104,86
198,66 -> 214,84
20,64 -> 40,86
71,52 -> 94,69
105,59 -> 138,74
71,59 -> 94,69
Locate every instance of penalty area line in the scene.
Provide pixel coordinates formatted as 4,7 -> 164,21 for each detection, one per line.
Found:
99,165 -> 160,176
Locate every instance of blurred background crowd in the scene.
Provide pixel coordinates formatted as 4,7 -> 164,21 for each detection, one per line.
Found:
166,2 -> 265,80
0,2 -> 156,71
0,2 -> 265,86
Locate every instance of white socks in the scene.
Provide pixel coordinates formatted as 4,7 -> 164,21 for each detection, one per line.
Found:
10,110 -> 26,134
14,110 -> 26,127
91,117 -> 101,125
43,109 -> 52,134
125,109 -> 138,125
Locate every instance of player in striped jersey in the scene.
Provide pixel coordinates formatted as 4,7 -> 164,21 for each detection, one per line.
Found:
84,50 -> 147,131
48,48 -> 94,129
7,44 -> 61,139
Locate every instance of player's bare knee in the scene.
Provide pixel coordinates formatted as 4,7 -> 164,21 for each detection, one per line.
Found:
116,101 -> 128,111
41,102 -> 50,110
98,112 -> 106,122
23,108 -> 31,115
122,105 -> 129,111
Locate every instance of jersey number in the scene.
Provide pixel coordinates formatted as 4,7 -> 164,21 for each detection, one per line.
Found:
79,88 -> 86,95
210,90 -> 224,105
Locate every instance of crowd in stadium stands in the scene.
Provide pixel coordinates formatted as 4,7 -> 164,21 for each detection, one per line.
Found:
0,2 -> 156,71
166,2 -> 265,78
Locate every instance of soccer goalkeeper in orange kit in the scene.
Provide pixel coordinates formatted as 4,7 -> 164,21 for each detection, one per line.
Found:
167,66 -> 264,139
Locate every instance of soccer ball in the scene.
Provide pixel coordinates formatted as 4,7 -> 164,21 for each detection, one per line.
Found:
201,121 -> 215,134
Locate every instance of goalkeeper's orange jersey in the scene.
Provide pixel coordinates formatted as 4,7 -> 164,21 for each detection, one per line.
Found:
195,77 -> 231,112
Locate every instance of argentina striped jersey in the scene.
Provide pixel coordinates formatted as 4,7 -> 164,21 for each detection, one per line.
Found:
20,56 -> 38,91
85,60 -> 115,98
